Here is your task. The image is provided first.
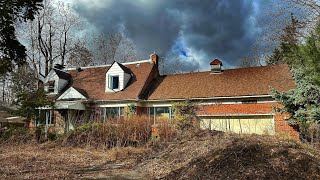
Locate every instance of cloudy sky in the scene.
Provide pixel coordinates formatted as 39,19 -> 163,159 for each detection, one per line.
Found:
63,0 -> 292,71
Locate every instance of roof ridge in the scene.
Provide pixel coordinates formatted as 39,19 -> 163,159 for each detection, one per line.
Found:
53,68 -> 71,74
162,64 -> 289,77
116,62 -> 132,74
65,59 -> 151,70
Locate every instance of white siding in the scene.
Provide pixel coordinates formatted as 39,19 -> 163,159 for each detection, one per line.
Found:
44,69 -> 69,94
58,79 -> 68,92
57,87 -> 86,100
105,63 -> 131,92
44,70 -> 59,94
123,72 -> 131,88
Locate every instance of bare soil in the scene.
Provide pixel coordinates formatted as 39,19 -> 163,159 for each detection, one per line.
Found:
1,129 -> 320,180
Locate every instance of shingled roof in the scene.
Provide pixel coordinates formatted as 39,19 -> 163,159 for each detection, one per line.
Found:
67,61 -> 155,101
146,64 -> 295,100
53,69 -> 72,80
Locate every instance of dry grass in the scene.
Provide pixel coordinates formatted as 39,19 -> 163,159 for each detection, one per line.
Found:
1,128 -> 320,179
0,142 -> 150,179
138,129 -> 320,179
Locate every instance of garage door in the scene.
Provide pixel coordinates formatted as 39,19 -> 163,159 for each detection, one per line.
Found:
200,115 -> 275,135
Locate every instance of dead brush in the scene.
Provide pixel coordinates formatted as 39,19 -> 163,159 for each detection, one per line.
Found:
62,115 -> 153,149
156,118 -> 177,142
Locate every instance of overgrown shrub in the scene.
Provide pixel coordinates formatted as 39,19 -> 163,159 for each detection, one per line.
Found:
62,115 -> 153,148
61,115 -> 179,148
300,122 -> 320,148
157,118 -> 177,142
0,127 -> 33,143
173,100 -> 200,129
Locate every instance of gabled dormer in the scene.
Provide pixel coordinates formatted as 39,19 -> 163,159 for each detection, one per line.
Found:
44,68 -> 71,95
105,62 -> 132,92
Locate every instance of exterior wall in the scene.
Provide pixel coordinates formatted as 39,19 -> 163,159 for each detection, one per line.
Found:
274,113 -> 300,140
44,70 -> 68,95
136,106 -> 148,116
44,71 -> 59,95
124,72 -> 131,88
144,100 -> 299,139
197,102 -> 300,140
58,87 -> 86,100
58,79 -> 68,92
54,111 -> 66,134
200,115 -> 275,135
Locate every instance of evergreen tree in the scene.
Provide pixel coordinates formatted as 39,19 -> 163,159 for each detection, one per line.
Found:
267,14 -> 303,65
272,22 -> 320,138
0,0 -> 43,75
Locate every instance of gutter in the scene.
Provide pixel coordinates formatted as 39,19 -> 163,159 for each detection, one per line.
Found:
144,94 -> 272,102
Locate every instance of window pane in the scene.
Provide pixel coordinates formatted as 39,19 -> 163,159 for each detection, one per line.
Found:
100,108 -> 105,121
120,107 -> 124,117
112,76 -> 119,89
50,110 -> 54,125
106,107 -> 119,119
149,107 -> 154,117
155,107 -> 170,119
48,81 -> 55,92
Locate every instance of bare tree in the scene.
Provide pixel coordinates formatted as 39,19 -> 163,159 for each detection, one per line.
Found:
67,40 -> 94,67
0,74 -> 13,103
10,65 -> 37,96
17,0 -> 81,76
238,56 -> 262,68
92,32 -> 138,65
241,0 -> 319,66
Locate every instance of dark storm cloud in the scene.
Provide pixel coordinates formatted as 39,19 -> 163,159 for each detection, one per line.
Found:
70,0 -> 273,71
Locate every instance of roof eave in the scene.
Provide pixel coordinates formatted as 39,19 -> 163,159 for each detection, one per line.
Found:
146,94 -> 272,102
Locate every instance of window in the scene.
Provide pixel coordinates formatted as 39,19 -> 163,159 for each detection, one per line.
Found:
101,107 -> 124,120
48,81 -> 55,93
109,75 -> 119,90
148,107 -> 174,124
36,110 -> 54,126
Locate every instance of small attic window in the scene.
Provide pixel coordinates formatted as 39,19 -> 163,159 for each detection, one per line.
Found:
48,81 -> 55,93
109,75 -> 119,90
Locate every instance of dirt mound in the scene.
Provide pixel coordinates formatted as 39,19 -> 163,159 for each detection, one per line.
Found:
1,128 -> 320,179
138,129 -> 320,179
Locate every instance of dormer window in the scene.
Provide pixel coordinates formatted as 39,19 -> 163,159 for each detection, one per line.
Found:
48,81 -> 55,93
109,75 -> 119,90
105,62 -> 132,92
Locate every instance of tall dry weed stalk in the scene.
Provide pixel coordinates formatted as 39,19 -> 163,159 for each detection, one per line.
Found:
63,115 -> 168,148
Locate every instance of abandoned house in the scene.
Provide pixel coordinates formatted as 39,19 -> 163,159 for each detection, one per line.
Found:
34,53 -> 299,139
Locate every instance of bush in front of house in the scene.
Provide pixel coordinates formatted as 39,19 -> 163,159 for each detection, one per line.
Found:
172,100 -> 200,129
62,115 -> 154,148
0,127 -> 33,143
61,115 -> 179,148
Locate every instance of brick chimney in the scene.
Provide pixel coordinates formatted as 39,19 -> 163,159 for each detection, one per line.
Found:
150,53 -> 159,64
210,58 -> 223,73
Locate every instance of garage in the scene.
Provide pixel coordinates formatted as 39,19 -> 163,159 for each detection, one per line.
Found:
200,115 -> 275,135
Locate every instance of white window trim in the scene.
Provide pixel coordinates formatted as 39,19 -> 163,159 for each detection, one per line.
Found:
101,107 -> 124,120
109,75 -> 120,90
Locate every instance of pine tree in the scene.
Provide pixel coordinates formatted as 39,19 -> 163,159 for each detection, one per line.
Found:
267,14 -> 303,65
272,22 -> 320,140
0,0 -> 43,75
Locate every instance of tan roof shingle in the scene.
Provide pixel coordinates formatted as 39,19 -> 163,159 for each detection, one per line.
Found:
67,61 -> 155,101
146,64 -> 295,100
